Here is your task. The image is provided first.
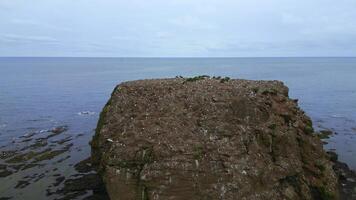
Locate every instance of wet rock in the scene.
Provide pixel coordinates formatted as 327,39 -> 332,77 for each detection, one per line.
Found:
20,132 -> 36,139
36,126 -> 69,140
21,163 -> 42,171
55,192 -> 87,200
33,173 -> 46,182
20,140 -> 48,151
21,138 -> 33,142
52,136 -> 72,145
0,166 -> 12,177
83,193 -> 110,200
0,151 -> 16,159
0,197 -> 12,200
74,157 -> 93,173
6,149 -> 50,163
327,151 -> 338,162
91,78 -> 339,200
0,164 -> 6,170
64,174 -> 102,191
50,126 -> 68,134
317,130 -> 333,139
75,133 -> 84,138
53,176 -> 66,187
33,149 -> 67,162
55,155 -> 71,163
331,154 -> 356,199
54,174 -> 109,200
15,180 -> 30,189
8,164 -> 25,171
5,142 -> 71,165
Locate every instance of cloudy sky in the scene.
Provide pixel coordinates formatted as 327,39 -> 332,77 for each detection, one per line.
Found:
1,0 -> 356,57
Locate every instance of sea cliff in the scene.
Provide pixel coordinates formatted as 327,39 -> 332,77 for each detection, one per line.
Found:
91,77 -> 339,200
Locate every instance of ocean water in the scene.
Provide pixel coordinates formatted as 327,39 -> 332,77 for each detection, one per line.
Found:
0,57 -> 356,198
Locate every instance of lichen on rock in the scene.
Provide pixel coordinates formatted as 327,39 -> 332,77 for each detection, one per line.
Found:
91,77 -> 339,200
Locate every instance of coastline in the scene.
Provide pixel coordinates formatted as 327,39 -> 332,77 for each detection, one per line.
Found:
331,152 -> 356,199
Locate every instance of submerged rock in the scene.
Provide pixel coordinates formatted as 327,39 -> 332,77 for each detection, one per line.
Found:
331,153 -> 356,199
91,77 -> 339,200
316,130 -> 334,139
50,126 -> 68,134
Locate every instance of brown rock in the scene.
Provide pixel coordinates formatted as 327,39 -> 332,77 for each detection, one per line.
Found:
91,77 -> 338,200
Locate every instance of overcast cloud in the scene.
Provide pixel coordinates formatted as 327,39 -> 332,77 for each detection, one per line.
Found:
1,0 -> 356,57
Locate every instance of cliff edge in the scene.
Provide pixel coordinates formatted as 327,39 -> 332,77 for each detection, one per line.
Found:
91,77 -> 338,200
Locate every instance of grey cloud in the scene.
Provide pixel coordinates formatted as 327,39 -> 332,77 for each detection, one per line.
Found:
169,15 -> 217,30
0,34 -> 59,44
10,19 -> 72,32
1,0 -> 356,57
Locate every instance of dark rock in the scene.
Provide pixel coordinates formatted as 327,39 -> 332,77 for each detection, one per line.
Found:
14,180 -> 30,189
55,155 -> 71,163
35,126 -> 69,141
33,149 -> 67,162
21,163 -> 41,171
327,151 -> 338,162
91,78 -> 339,200
5,150 -> 50,163
50,126 -> 68,134
317,130 -> 333,139
0,197 -> 12,200
20,140 -> 48,151
52,136 -> 72,145
74,157 -> 93,173
332,156 -> 356,199
54,174 -> 109,200
0,168 -> 12,177
53,176 -> 65,187
20,132 -> 36,139
0,151 -> 16,159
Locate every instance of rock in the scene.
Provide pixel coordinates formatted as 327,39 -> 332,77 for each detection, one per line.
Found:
0,197 -> 12,200
20,132 -> 36,139
53,173 -> 109,200
91,77 -> 339,200
15,180 -> 30,189
327,151 -> 338,162
50,126 -> 68,134
53,176 -> 65,187
0,150 -> 17,159
332,155 -> 356,199
0,168 -> 12,178
316,130 -> 333,139
74,157 -> 93,173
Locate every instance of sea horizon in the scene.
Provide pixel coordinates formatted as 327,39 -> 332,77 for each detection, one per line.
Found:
1,56 -> 356,58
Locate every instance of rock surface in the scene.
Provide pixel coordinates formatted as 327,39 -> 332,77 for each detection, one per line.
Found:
91,77 -> 339,200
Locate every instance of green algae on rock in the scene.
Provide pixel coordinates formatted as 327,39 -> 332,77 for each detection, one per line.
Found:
91,77 -> 339,200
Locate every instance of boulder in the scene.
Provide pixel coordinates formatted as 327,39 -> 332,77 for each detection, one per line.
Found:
91,77 -> 338,200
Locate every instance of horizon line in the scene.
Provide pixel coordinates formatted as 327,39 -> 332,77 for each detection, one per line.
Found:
1,56 -> 356,59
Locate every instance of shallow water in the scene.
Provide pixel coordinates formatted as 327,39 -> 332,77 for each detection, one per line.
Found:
0,57 -> 356,199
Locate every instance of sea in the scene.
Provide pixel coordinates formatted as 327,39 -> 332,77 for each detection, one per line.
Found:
0,57 -> 356,199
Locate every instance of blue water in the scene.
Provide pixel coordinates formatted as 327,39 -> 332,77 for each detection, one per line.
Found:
0,57 -> 356,193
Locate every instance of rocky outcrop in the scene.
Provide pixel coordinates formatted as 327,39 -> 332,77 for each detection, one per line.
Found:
91,77 -> 339,200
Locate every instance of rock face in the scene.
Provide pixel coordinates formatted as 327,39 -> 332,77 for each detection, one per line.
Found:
91,77 -> 339,200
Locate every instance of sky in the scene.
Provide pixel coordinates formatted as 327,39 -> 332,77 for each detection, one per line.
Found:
0,0 -> 356,57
